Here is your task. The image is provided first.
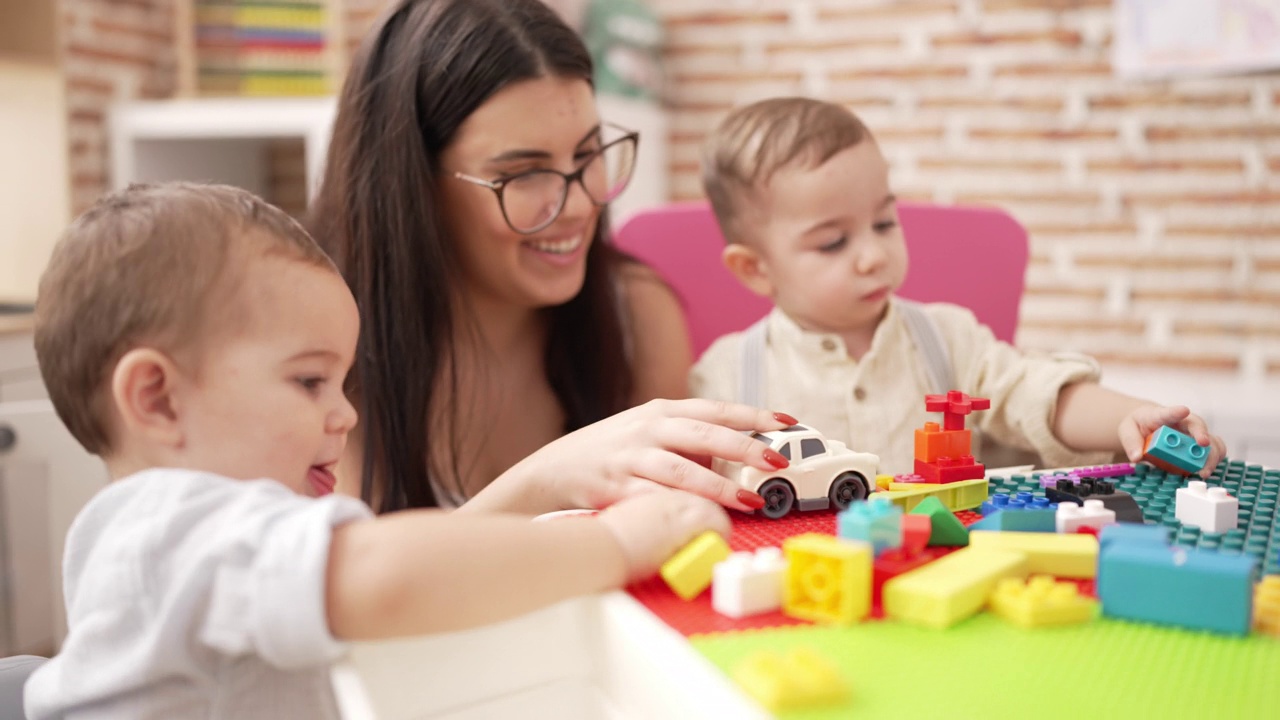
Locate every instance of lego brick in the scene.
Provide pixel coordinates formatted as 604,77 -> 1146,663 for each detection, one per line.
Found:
880,477 -> 988,513
914,423 -> 971,463
871,546 -> 948,608
908,496 -> 970,547
924,390 -> 991,431
837,497 -> 903,555
1254,576 -> 1280,637
968,530 -> 1099,578
1056,499 -> 1117,534
711,547 -> 787,619
1097,523 -> 1170,552
988,575 -> 1098,628
659,531 -> 732,600
782,533 -> 872,626
731,646 -> 850,712
981,491 -> 1056,516
876,473 -> 895,491
914,457 -> 985,484
967,508 -> 1057,533
882,547 -> 1029,629
900,514 -> 931,556
1175,480 -> 1239,533
1072,463 -> 1136,480
891,473 -> 927,484
1142,425 -> 1209,476
1098,543 -> 1256,636
1045,478 -> 1144,524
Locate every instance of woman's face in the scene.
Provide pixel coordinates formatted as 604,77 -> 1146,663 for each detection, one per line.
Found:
439,75 -> 604,311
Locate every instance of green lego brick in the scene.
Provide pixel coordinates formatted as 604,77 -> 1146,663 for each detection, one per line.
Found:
907,496 -> 969,546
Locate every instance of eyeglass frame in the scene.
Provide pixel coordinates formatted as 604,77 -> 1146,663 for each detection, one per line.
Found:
451,124 -> 640,235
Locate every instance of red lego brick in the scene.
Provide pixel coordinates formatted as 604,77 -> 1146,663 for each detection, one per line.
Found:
900,514 -> 931,556
914,457 -> 986,483
872,547 -> 949,611
924,390 -> 991,431
913,423 -> 972,463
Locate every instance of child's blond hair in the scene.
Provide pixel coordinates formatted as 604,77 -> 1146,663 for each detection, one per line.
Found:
702,97 -> 873,243
34,182 -> 334,455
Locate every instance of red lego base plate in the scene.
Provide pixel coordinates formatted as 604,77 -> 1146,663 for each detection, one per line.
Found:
627,506 -> 985,636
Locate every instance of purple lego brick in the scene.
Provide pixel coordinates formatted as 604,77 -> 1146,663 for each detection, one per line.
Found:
1039,473 -> 1081,489
1073,463 -> 1136,480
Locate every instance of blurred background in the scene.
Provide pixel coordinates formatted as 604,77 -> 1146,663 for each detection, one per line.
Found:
1,0 -> 1279,655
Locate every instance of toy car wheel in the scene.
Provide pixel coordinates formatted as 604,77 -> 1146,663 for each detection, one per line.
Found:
828,472 -> 869,510
757,478 -> 795,519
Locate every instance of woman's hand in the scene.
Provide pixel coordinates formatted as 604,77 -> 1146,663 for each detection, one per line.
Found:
492,399 -> 796,514
1118,404 -> 1226,478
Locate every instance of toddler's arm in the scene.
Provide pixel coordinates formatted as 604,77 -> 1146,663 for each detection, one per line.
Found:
1052,382 -> 1226,477
325,489 -> 728,639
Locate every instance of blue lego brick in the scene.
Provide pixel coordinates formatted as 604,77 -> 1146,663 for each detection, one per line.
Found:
1143,425 -> 1209,476
1098,524 -> 1171,552
980,491 -> 1056,516
1098,543 -> 1256,636
837,497 -> 902,555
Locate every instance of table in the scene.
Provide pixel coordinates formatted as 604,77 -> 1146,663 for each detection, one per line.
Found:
333,460 -> 1280,719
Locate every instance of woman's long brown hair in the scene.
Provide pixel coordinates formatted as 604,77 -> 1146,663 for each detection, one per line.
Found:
308,0 -> 633,512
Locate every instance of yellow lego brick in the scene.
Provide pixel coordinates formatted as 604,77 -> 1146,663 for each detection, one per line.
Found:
988,575 -> 1098,628
731,646 -> 851,712
876,474 -> 894,491
782,534 -> 871,625
880,477 -> 989,512
968,531 -> 1099,579
1255,576 -> 1280,637
883,547 -> 1028,629
660,531 -> 731,600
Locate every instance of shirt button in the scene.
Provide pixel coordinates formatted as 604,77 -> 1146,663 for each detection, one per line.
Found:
821,338 -> 837,352
854,387 -> 867,401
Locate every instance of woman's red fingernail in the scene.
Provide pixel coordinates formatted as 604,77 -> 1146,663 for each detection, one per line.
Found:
763,448 -> 789,469
737,489 -> 766,509
773,412 -> 798,426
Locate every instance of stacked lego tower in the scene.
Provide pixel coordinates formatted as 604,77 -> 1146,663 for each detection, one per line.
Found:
194,1 -> 330,96
912,390 -> 989,483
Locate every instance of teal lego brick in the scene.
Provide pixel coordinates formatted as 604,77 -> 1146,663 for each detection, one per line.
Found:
967,508 -> 1056,533
1099,523 -> 1171,551
1098,542 -> 1256,635
837,497 -> 902,555
1143,425 -> 1209,476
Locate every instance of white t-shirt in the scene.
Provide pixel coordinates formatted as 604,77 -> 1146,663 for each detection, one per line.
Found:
25,468 -> 374,719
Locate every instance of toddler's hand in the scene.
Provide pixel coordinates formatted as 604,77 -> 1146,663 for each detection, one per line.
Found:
597,489 -> 731,583
513,398 -> 795,512
1118,404 -> 1227,478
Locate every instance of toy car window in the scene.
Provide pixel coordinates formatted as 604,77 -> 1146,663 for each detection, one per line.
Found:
800,438 -> 826,459
778,441 -> 792,460
778,425 -> 805,432
749,432 -> 770,442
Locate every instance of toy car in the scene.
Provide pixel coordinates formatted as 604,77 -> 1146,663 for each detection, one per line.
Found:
715,424 -> 880,519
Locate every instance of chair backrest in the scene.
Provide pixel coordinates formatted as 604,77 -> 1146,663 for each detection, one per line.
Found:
613,201 -> 1029,357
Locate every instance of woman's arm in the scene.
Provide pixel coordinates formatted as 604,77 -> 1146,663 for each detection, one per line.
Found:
620,263 -> 693,403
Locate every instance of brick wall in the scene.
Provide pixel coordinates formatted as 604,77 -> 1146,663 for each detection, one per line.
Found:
655,0 -> 1280,379
63,0 -> 178,215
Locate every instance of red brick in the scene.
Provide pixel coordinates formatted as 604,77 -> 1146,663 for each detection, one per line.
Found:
932,28 -> 1083,48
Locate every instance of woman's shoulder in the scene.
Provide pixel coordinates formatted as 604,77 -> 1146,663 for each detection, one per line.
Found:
616,260 -> 692,401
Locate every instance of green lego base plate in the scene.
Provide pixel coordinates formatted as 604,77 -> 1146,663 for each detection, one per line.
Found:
990,460 -> 1280,575
693,614 -> 1280,719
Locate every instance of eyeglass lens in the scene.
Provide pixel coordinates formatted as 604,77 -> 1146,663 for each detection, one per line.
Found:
500,138 -> 637,233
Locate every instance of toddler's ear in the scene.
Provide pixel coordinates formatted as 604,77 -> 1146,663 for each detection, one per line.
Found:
722,244 -> 774,298
111,348 -> 184,449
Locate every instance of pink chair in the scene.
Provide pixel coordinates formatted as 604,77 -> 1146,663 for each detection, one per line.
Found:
613,201 -> 1029,357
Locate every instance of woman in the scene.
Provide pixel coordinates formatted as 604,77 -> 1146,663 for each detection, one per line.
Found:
309,0 -> 787,514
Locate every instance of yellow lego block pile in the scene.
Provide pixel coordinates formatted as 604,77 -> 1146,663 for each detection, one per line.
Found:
988,575 -> 1098,628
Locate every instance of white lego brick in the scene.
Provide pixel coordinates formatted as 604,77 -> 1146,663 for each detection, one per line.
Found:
1056,499 -> 1117,534
711,547 -> 787,619
1175,481 -> 1239,534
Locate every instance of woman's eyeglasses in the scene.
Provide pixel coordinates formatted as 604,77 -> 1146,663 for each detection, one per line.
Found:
452,124 -> 639,235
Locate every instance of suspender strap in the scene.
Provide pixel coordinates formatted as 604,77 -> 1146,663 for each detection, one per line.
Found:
738,316 -> 770,407
897,299 -> 955,395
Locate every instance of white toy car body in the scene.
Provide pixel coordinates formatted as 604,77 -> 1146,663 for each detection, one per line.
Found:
714,424 -> 880,519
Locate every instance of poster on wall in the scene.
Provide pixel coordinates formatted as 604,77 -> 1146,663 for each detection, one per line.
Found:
1113,0 -> 1280,79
